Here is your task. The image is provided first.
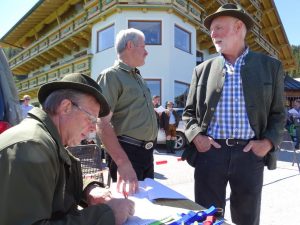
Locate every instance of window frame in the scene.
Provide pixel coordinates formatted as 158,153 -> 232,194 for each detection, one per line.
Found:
174,80 -> 190,108
128,20 -> 162,45
96,24 -> 115,52
144,78 -> 162,99
174,24 -> 191,53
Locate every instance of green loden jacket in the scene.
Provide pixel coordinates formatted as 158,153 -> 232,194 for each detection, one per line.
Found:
183,51 -> 286,169
0,107 -> 114,225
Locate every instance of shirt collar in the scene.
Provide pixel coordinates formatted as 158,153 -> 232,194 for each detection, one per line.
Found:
222,47 -> 249,66
114,60 -> 140,75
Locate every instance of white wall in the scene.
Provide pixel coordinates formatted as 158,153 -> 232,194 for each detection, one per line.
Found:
90,10 -> 197,104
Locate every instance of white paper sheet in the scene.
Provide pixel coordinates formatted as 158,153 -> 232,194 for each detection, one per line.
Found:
140,178 -> 188,201
110,179 -> 189,225
154,106 -> 166,114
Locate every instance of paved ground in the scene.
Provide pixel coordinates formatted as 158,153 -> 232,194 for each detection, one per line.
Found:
153,145 -> 300,225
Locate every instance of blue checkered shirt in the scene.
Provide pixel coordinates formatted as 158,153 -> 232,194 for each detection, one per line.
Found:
207,48 -> 255,140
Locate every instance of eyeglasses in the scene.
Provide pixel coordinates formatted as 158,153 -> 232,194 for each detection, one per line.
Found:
71,101 -> 98,125
24,98 -> 30,101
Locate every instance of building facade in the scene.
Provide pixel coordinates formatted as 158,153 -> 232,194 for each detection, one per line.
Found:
0,0 -> 297,107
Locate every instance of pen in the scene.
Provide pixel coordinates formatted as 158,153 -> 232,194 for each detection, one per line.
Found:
123,182 -> 129,199
123,190 -> 128,199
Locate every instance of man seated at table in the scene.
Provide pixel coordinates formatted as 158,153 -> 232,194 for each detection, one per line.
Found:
0,73 -> 134,225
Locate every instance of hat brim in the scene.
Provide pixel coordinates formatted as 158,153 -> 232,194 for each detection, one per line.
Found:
38,81 -> 110,117
204,10 -> 254,30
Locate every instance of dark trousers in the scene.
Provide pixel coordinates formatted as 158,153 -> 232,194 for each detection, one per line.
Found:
194,141 -> 264,225
108,142 -> 154,182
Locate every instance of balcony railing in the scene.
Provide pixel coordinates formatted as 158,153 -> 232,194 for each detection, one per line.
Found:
251,24 -> 278,57
16,54 -> 92,93
9,12 -> 88,69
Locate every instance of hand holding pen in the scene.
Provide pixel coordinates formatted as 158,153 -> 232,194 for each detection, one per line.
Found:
123,181 -> 129,199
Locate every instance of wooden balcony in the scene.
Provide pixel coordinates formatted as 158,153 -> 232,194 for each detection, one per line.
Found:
16,53 -> 92,98
9,11 -> 90,75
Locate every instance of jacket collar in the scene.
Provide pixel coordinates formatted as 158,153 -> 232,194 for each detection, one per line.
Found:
28,107 -> 71,166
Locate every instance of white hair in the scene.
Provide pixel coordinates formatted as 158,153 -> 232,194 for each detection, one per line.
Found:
115,28 -> 145,55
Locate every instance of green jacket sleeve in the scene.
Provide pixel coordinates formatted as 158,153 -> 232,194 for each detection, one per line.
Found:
0,141 -> 115,225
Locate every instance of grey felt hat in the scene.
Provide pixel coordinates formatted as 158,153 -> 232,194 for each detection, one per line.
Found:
38,73 -> 110,117
204,3 -> 254,30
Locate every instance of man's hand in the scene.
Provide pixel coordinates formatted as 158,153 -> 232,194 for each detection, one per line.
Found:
243,139 -> 273,157
116,162 -> 139,195
106,198 -> 135,225
192,134 -> 221,152
85,184 -> 112,205
97,114 -> 139,195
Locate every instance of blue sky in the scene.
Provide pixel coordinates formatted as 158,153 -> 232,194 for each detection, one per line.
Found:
0,0 -> 299,46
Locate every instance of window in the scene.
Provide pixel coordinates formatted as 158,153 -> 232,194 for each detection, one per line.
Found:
128,21 -> 161,45
145,79 -> 161,98
196,50 -> 204,65
174,25 -> 191,53
97,24 -> 114,52
174,81 -> 190,108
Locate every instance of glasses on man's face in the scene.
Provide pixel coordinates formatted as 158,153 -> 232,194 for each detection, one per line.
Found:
24,98 -> 30,101
71,101 -> 98,125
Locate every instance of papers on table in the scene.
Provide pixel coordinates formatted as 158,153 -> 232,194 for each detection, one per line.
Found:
137,178 -> 188,201
154,106 -> 165,114
111,178 -> 188,201
124,198 -> 185,225
111,179 -> 189,225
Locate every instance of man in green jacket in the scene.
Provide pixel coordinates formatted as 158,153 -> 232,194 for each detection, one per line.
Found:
0,73 -> 134,225
183,3 -> 285,225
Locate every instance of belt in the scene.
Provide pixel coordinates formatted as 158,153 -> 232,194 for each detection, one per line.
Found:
216,138 -> 250,147
117,135 -> 154,150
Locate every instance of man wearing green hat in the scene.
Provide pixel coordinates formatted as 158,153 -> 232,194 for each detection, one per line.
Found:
183,3 -> 285,225
0,73 -> 134,225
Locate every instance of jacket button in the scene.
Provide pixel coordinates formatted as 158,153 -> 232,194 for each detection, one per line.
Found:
211,107 -> 215,111
216,89 -> 220,93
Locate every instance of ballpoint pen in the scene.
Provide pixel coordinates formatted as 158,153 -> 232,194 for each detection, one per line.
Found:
123,182 -> 129,199
123,190 -> 128,199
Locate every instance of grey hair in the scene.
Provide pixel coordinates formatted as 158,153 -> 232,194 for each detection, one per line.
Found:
42,89 -> 85,115
115,28 -> 145,55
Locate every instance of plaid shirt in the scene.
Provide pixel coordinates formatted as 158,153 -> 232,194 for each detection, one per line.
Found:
207,48 -> 255,140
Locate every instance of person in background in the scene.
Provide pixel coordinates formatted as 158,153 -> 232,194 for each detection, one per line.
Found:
288,99 -> 300,148
183,3 -> 285,225
288,99 -> 300,117
97,28 -> 158,194
152,95 -> 160,108
0,73 -> 134,225
20,94 -> 34,119
152,95 -> 161,128
161,101 -> 179,154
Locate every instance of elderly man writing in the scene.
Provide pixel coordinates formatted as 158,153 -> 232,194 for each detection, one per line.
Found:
0,73 -> 134,225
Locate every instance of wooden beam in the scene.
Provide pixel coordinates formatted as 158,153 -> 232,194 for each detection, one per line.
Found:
42,52 -> 57,61
199,41 -> 213,50
34,56 -> 49,65
62,40 -> 79,51
48,48 -> 63,58
54,45 -> 71,55
27,59 -> 41,67
70,36 -> 89,47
